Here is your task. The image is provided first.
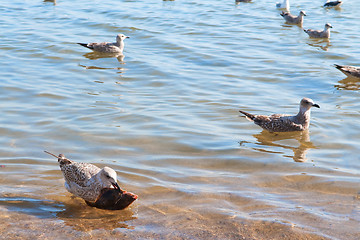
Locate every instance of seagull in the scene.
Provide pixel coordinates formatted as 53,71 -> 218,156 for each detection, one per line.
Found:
324,0 -> 343,8
280,10 -> 306,25
239,98 -> 320,132
304,23 -> 332,38
44,151 -> 122,203
276,0 -> 290,12
334,64 -> 360,78
77,34 -> 129,53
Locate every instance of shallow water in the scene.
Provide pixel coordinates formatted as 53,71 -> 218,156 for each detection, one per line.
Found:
1,0 -> 360,239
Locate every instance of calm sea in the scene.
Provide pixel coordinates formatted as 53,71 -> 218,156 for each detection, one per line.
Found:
0,0 -> 359,239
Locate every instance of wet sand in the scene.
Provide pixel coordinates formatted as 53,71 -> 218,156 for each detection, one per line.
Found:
1,207 -> 329,240
1,181 -> 359,240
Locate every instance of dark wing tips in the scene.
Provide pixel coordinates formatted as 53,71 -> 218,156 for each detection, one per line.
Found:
77,43 -> 93,49
334,64 -> 343,70
239,110 -> 255,120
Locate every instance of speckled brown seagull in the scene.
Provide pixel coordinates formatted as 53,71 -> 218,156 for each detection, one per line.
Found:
78,34 -> 129,53
334,64 -> 360,78
239,98 -> 320,132
44,151 -> 121,202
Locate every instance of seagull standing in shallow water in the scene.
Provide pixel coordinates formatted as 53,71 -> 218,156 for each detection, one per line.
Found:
239,98 -> 320,132
280,11 -> 306,25
44,151 -> 121,203
304,23 -> 332,38
78,34 -> 129,54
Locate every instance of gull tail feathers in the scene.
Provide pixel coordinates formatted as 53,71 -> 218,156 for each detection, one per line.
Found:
77,43 -> 94,50
334,64 -> 343,70
44,150 -> 72,165
239,110 -> 256,121
334,64 -> 347,74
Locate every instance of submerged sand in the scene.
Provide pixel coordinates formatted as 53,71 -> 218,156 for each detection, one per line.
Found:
1,207 -> 328,240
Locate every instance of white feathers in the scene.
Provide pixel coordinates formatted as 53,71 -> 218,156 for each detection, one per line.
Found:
276,0 -> 290,12
304,23 -> 333,38
78,34 -> 129,53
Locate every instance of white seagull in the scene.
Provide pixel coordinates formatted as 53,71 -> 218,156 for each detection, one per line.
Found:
78,34 -> 129,53
276,0 -> 290,12
304,23 -> 332,38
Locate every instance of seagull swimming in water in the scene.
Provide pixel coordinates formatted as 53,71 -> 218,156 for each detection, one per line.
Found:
324,0 -> 343,8
44,151 -> 121,203
304,23 -> 332,38
276,0 -> 290,12
239,98 -> 320,132
334,64 -> 360,78
77,34 -> 129,53
280,10 -> 306,25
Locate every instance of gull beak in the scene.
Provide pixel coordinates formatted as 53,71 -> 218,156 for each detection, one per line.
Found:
112,182 -> 121,192
126,36 -> 130,38
313,104 -> 320,108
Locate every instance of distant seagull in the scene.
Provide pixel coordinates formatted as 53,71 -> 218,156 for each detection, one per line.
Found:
276,0 -> 290,12
334,64 -> 360,78
304,23 -> 332,38
324,0 -> 343,8
44,151 -> 122,202
280,11 -> 306,25
239,98 -> 320,132
236,0 -> 252,3
78,34 -> 129,53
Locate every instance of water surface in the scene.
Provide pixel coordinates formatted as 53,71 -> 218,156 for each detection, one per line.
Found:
1,0 -> 360,239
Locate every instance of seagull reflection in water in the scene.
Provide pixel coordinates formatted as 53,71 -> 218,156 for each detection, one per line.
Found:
306,39 -> 332,51
43,0 -> 56,5
334,76 -> 360,91
84,52 -> 125,62
247,130 -> 316,162
79,52 -> 126,72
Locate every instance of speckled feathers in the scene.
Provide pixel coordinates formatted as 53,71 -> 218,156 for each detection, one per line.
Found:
239,98 -> 320,132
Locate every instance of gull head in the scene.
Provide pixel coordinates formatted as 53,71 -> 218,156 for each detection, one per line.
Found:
100,167 -> 120,191
325,23 -> 333,29
300,98 -> 320,113
300,11 -> 307,16
116,34 -> 130,42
